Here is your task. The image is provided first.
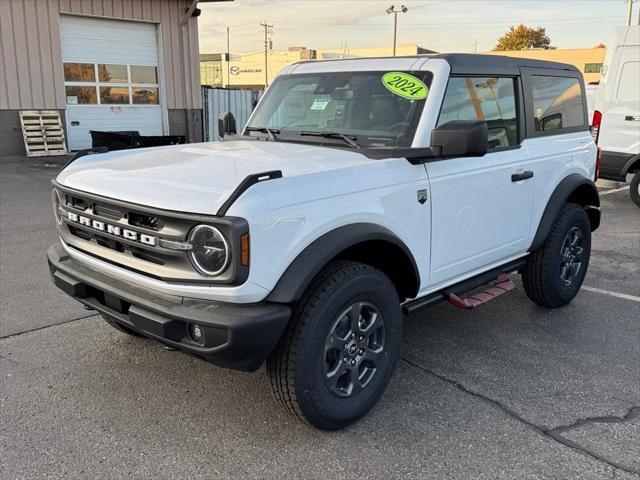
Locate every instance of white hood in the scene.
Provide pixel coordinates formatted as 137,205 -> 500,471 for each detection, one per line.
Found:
57,140 -> 373,215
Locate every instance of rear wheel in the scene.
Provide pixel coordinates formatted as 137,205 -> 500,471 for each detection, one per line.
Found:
267,261 -> 402,430
630,172 -> 640,208
101,313 -> 144,337
522,203 -> 591,307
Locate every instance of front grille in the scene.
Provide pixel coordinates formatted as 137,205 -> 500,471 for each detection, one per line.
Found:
128,211 -> 161,230
93,203 -> 124,221
55,186 -> 212,282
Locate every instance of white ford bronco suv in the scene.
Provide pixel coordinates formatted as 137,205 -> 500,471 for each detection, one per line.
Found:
49,54 -> 600,430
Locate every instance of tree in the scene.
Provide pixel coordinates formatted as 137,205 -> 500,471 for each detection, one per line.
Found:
494,24 -> 553,51
594,43 -> 606,48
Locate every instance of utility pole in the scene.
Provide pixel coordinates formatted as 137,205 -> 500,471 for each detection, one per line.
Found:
226,26 -> 231,124
260,21 -> 273,87
226,26 -> 230,88
626,0 -> 634,26
473,39 -> 478,53
386,5 -> 408,57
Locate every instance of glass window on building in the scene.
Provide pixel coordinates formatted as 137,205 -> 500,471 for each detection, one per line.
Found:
584,63 -> 604,74
65,86 -> 97,104
64,63 -> 159,105
99,86 -> 130,104
200,61 -> 224,87
63,63 -> 95,82
131,66 -> 158,84
98,64 -> 128,83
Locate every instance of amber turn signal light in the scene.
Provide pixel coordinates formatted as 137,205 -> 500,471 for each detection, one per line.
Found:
240,233 -> 250,266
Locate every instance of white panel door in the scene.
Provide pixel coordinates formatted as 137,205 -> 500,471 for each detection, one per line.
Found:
59,15 -> 164,150
598,47 -> 640,157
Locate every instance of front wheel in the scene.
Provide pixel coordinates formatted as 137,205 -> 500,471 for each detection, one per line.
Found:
522,203 -> 591,307
630,172 -> 640,208
267,261 -> 402,430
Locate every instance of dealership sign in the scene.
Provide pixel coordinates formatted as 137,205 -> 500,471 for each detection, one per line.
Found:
230,66 -> 263,75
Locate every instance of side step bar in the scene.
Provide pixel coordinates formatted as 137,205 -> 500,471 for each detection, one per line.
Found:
446,274 -> 514,309
402,258 -> 527,315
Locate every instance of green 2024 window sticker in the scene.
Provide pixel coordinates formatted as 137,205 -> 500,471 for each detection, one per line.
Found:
382,72 -> 429,100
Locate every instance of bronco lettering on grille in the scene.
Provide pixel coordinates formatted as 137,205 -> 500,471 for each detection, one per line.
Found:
67,211 -> 157,246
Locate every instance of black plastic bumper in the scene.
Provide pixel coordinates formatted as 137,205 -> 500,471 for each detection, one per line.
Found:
599,150 -> 635,182
47,243 -> 291,372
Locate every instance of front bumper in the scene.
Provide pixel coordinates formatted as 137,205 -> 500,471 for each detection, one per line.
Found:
47,243 -> 291,372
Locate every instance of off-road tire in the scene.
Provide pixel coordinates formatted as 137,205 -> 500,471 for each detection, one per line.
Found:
522,203 -> 591,307
267,260 -> 402,430
101,313 -> 144,337
630,172 -> 640,208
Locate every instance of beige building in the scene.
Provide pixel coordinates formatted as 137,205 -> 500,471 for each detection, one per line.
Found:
1,0 -> 216,155
201,44 -> 605,89
485,48 -> 607,83
201,44 -> 437,89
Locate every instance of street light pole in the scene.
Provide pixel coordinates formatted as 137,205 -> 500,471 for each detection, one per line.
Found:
627,0 -> 633,26
386,5 -> 408,57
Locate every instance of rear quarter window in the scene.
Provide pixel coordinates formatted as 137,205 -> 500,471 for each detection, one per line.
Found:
531,76 -> 585,132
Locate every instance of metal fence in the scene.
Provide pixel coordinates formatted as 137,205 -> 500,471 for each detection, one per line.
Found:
202,87 -> 263,142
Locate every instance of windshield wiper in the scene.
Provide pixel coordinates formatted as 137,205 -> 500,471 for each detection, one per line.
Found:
245,126 -> 279,141
298,130 -> 359,149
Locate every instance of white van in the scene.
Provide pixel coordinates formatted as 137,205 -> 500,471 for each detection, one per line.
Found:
592,25 -> 640,206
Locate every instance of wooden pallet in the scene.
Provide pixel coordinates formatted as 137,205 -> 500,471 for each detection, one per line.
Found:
19,110 -> 68,157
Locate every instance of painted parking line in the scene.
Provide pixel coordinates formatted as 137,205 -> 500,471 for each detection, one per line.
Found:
582,286 -> 640,303
599,185 -> 630,196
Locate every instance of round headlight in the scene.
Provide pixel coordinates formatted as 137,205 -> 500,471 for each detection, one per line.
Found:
188,225 -> 230,276
52,189 -> 63,225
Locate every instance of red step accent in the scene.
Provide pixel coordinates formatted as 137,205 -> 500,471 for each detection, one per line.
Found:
447,274 -> 515,309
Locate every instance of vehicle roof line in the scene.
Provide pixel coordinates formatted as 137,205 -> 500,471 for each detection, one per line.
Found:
288,53 -> 579,75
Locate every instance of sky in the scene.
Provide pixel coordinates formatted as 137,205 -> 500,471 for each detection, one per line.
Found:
198,0 -> 636,55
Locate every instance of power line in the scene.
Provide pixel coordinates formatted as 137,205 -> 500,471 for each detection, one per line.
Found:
273,16 -> 621,27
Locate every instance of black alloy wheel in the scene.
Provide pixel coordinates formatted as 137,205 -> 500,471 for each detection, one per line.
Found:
323,302 -> 386,398
559,226 -> 585,287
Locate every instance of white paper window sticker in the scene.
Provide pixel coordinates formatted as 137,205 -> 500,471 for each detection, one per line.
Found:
310,97 -> 330,110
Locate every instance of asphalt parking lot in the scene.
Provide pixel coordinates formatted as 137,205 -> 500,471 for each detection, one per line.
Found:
1,156 -> 638,479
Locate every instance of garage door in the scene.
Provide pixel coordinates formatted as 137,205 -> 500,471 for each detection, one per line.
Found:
60,16 -> 164,150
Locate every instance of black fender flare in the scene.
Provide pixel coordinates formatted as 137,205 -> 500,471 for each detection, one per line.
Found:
622,153 -> 640,177
529,174 -> 600,252
267,223 -> 420,303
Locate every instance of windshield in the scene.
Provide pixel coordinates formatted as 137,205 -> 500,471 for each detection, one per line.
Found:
246,71 -> 433,148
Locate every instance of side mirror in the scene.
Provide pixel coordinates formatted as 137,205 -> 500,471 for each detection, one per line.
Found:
218,112 -> 237,139
430,120 -> 488,157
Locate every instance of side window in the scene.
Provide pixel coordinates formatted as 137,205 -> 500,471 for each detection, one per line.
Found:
584,63 -> 603,74
437,77 -> 518,149
531,76 -> 584,132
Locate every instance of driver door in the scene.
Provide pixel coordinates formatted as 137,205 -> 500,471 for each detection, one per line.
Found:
426,76 -> 535,287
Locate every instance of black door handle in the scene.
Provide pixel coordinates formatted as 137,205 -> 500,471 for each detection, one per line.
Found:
512,170 -> 534,182
625,115 -> 638,121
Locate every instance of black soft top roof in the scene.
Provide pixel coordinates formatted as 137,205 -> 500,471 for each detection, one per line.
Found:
433,53 -> 580,75
291,53 -> 581,76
